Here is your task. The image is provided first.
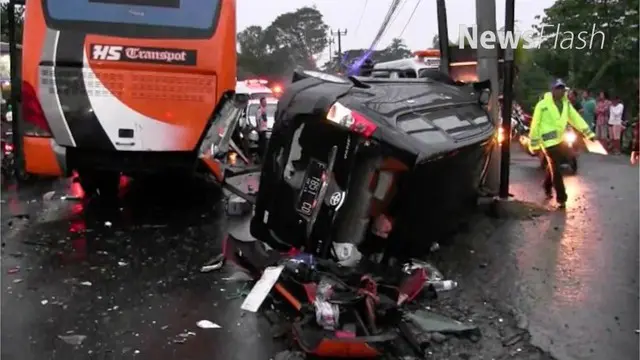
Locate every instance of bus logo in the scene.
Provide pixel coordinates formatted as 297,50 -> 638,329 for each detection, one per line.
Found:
92,45 -> 123,61
90,44 -> 197,66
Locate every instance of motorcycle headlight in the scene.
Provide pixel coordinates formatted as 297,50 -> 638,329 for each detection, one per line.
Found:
565,131 -> 577,144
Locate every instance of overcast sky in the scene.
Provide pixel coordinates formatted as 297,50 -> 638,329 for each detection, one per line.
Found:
238,0 -> 557,60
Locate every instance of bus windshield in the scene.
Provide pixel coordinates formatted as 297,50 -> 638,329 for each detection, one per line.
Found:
43,0 -> 220,39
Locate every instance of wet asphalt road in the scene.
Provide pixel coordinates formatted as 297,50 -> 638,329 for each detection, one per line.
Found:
1,148 -> 638,360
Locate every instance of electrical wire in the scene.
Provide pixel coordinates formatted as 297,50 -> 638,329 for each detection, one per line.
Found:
388,0 -> 408,30
345,0 -> 404,75
367,0 -> 403,50
353,0 -> 369,37
398,0 -> 422,38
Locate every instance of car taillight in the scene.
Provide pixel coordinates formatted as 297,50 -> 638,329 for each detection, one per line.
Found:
326,102 -> 377,138
21,81 -> 52,137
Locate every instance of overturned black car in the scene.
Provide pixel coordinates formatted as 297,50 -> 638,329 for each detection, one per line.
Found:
240,70 -> 497,266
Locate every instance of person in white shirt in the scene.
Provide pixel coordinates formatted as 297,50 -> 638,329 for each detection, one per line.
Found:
608,96 -> 624,153
256,97 -> 269,160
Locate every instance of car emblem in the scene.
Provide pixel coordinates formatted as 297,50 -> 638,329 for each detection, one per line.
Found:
329,192 -> 343,206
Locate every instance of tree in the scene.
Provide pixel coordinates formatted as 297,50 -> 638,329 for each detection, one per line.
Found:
263,7 -> 329,70
1,4 -> 25,43
533,0 -> 639,116
377,38 -> 412,62
237,7 -> 329,78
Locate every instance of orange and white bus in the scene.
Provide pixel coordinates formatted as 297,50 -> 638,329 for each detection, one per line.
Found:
20,0 -> 236,195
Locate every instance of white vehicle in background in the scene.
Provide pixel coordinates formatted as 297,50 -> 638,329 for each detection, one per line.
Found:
235,79 -> 274,100
372,50 -> 441,78
242,97 -> 278,139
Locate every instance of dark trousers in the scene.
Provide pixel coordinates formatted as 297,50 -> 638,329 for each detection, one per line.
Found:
543,144 -> 567,203
258,131 -> 268,160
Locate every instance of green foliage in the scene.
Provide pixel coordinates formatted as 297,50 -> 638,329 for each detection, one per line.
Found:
236,7 -> 329,79
0,4 -> 25,43
530,0 -> 639,117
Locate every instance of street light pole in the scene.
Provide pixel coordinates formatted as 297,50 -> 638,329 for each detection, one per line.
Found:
500,0 -> 516,199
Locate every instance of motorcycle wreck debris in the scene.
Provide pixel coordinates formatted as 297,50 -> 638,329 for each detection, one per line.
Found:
207,69 -> 495,357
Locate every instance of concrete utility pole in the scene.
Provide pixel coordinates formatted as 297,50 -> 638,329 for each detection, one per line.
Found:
475,0 -> 501,196
328,37 -> 334,61
500,0 -> 516,199
8,0 -> 24,176
435,0 -> 450,74
331,29 -> 348,60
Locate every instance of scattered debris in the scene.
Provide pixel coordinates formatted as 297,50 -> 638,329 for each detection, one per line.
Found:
225,284 -> 252,300
502,331 -> 526,347
196,320 -> 221,329
200,253 -> 225,273
79,281 -> 92,287
41,299 -> 48,305
42,191 -> 56,201
240,265 -> 284,312
429,242 -> 440,252
222,271 -> 254,282
274,350 -> 306,360
58,334 -> 87,346
117,260 -> 128,267
61,195 -> 82,201
104,221 -> 112,227
7,266 -> 19,274
430,280 -> 458,292
515,312 -> 529,330
173,331 -> 196,344
405,310 -> 480,336
430,332 -> 448,343
226,195 -> 252,216
12,278 -> 23,284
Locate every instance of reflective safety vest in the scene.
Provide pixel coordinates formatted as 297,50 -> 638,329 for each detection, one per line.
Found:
529,92 -> 595,151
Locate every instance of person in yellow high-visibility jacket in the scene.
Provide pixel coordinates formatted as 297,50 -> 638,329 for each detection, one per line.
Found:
529,79 -> 595,208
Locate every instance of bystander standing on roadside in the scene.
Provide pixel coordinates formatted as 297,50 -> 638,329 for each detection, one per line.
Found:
568,89 -> 583,114
608,96 -> 625,154
595,91 -> 611,143
581,90 -> 596,131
